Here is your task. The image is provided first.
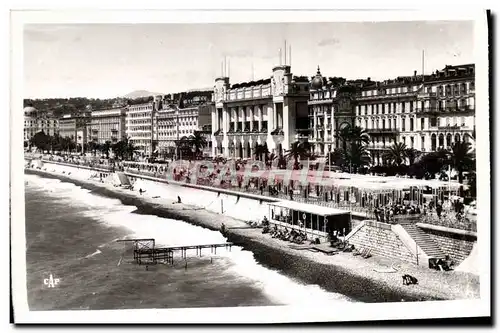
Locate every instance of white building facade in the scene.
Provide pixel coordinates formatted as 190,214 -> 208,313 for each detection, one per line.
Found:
125,101 -> 156,156
212,65 -> 309,158
90,107 -> 127,144
23,106 -> 59,143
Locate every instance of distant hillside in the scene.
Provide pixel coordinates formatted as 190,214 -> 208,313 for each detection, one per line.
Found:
124,90 -> 164,99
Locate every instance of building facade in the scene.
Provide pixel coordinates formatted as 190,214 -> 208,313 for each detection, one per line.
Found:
156,92 -> 212,157
90,107 -> 127,144
23,106 -> 59,143
212,65 -> 310,158
307,67 -> 359,156
58,112 -> 91,147
308,63 -> 475,165
125,101 -> 157,156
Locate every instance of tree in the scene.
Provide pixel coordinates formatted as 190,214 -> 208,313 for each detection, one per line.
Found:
112,140 -> 128,160
345,142 -> 371,173
384,142 -> 408,167
285,141 -> 313,169
30,131 -> 51,151
88,141 -> 100,156
101,141 -> 112,159
124,137 -> 137,160
336,125 -> 370,155
447,141 -> 475,184
188,131 -> 208,157
405,148 -> 422,165
326,148 -> 345,169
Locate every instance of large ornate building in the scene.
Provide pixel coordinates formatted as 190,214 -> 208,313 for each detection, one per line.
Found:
23,106 -> 59,144
211,65 -> 310,158
307,63 -> 475,165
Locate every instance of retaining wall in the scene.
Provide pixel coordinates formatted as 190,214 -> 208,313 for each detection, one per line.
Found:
346,220 -> 419,265
417,223 -> 477,264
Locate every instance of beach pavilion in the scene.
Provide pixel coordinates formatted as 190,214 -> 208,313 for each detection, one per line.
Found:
267,200 -> 352,242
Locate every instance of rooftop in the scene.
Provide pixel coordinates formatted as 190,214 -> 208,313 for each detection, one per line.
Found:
269,200 -> 351,217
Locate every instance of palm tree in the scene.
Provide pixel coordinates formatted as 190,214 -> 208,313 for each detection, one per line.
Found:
405,148 -> 421,165
254,144 -> 268,161
285,141 -> 313,169
345,142 -> 371,173
123,137 -> 136,160
336,125 -> 352,155
384,142 -> 408,167
326,148 -> 345,169
188,131 -> 208,157
447,141 -> 475,184
101,141 -> 112,159
335,124 -> 370,156
349,126 -> 370,146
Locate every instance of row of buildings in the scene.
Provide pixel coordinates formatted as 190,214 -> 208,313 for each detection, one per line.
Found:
211,62 -> 476,163
24,92 -> 213,157
24,61 -> 476,164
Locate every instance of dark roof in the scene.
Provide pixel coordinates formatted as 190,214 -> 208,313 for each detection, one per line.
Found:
230,78 -> 271,89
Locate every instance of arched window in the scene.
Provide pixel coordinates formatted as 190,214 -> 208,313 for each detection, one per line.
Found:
431,135 -> 437,151
455,134 -> 460,143
438,134 -> 444,148
446,134 -> 452,147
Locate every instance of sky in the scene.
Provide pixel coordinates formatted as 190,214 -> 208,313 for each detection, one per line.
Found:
23,21 -> 474,99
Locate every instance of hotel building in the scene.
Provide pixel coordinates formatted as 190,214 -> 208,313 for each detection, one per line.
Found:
58,112 -> 91,148
125,101 -> 157,156
211,65 -> 310,158
307,63 -> 475,165
90,106 -> 127,144
156,91 -> 212,157
23,106 -> 59,143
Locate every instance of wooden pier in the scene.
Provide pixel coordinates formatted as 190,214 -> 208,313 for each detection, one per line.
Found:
117,238 -> 233,265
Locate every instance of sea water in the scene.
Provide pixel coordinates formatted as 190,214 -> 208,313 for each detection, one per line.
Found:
24,173 -> 351,311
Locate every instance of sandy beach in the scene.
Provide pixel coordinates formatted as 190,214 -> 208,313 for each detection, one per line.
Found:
25,167 -> 480,303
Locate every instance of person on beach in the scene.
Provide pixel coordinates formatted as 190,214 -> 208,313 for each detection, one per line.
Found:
139,188 -> 145,195
177,196 -> 182,203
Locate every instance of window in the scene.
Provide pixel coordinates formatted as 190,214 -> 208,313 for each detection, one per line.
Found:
410,118 -> 414,131
410,101 -> 413,112
401,118 -> 406,131
402,103 -> 405,113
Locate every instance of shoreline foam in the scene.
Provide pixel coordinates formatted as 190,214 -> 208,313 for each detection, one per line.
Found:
24,168 -> 480,303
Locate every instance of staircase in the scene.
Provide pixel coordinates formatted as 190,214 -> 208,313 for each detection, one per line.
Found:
401,223 -> 446,259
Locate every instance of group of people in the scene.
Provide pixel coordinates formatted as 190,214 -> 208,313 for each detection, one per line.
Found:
373,203 -> 423,223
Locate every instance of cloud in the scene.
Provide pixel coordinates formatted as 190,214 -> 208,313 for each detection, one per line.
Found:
318,38 -> 340,47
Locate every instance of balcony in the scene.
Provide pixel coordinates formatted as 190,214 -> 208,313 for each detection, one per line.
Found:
416,108 -> 440,114
417,91 -> 437,99
437,124 -> 463,130
365,128 -> 399,135
270,128 -> 284,136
